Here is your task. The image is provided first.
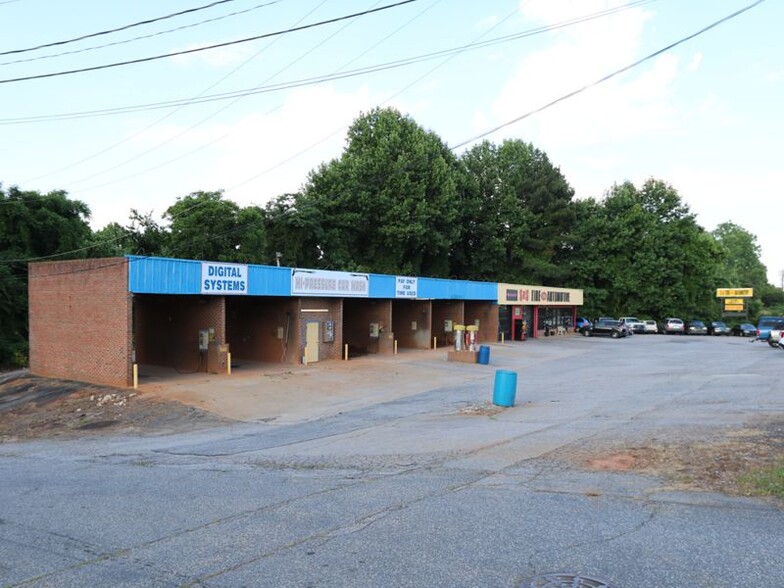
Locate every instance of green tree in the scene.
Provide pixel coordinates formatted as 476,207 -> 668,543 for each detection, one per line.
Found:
125,209 -> 168,256
567,179 -> 722,319
262,193 -> 324,268
0,185 -> 94,367
301,107 -> 460,276
90,222 -> 131,257
164,191 -> 264,263
454,139 -> 575,284
711,222 -> 771,319
711,222 -> 767,287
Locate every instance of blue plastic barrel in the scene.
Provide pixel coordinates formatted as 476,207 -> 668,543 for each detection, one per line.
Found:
478,345 -> 490,365
493,370 -> 517,407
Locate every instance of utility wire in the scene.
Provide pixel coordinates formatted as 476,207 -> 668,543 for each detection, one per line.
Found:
0,0 -> 433,263
0,0 -> 418,84
227,0 -> 524,193
0,190 -> 240,264
55,0 -> 420,194
0,0 -> 284,66
0,1 -> 770,276
0,0 -> 241,56
451,0 -> 767,150
20,0 -> 330,186
10,0 -> 655,197
0,0 -> 656,125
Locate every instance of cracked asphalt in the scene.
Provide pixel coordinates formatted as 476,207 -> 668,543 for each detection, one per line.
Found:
1,335 -> 782,587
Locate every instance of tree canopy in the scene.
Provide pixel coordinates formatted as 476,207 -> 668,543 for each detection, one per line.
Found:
566,179 -> 723,319
454,139 -> 574,284
2,107 -> 779,367
0,185 -> 94,366
298,107 -> 461,276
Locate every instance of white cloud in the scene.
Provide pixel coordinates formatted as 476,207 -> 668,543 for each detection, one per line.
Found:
687,52 -> 703,72
194,84 -> 381,207
766,69 -> 783,82
489,37 -> 679,150
668,166 -> 784,285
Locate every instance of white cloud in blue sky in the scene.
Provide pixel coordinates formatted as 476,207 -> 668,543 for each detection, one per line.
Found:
1,0 -> 781,283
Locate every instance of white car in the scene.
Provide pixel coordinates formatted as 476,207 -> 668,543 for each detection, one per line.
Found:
643,320 -> 658,334
619,317 -> 645,335
770,327 -> 783,348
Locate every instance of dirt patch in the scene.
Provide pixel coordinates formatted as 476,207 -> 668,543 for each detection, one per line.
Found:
586,452 -> 640,471
566,416 -> 784,500
458,401 -> 506,417
0,371 -> 232,442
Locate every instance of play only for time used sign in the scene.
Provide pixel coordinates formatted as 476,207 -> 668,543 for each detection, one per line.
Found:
396,276 -> 418,298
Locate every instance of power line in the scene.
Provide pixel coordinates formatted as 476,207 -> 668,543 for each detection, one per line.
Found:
2,0 -> 399,263
0,0 -> 284,67
0,0 -> 433,264
0,0 -> 241,56
41,0 -> 428,194
228,0 -> 524,193
5,0 -> 658,200
450,0 -> 768,150
0,0 -> 656,125
19,0 -> 331,187
0,0 -> 419,84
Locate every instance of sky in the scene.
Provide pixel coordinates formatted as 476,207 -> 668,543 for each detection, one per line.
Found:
1,0 -> 782,286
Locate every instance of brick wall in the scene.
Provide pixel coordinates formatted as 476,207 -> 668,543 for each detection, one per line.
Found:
392,300 -> 432,349
432,301 -> 465,347
134,294 -> 225,372
29,258 -> 132,387
343,299 -> 393,355
465,301 -> 499,343
226,297 -> 299,363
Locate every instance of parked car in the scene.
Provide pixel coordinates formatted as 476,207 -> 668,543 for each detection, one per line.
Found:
731,323 -> 757,337
765,320 -> 784,347
686,320 -> 708,335
575,317 -> 592,332
707,321 -> 731,336
642,319 -> 658,334
619,317 -> 646,335
581,318 -> 626,338
756,316 -> 784,342
662,317 -> 685,335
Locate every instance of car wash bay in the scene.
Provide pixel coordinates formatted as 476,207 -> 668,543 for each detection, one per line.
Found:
32,256 -> 583,388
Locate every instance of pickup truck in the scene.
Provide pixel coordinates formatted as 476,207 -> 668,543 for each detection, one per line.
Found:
756,316 -> 784,344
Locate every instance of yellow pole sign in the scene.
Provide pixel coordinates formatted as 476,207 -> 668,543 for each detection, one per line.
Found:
716,288 -> 753,298
724,298 -> 745,305
724,303 -> 744,312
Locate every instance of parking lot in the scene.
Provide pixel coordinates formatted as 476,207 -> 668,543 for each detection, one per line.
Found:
1,334 -> 782,587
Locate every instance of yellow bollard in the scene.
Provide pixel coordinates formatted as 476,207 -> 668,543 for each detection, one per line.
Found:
132,363 -> 138,389
501,333 -> 505,343
227,352 -> 232,375
394,340 -> 398,354
433,337 -> 437,349
344,344 -> 349,361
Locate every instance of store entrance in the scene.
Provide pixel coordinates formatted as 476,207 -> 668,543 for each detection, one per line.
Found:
511,306 -> 527,341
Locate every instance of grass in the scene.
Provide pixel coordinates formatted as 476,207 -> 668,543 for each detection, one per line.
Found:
739,462 -> 784,498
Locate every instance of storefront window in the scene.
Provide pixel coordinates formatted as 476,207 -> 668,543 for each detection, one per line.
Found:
539,307 -> 573,331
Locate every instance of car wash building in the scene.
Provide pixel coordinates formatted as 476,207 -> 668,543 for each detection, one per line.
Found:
497,282 -> 584,341
28,256 -> 503,388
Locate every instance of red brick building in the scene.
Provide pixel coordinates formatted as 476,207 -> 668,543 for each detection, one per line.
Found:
28,256 -> 506,387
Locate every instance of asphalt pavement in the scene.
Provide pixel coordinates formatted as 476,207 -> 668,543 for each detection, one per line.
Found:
1,334 -> 782,587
